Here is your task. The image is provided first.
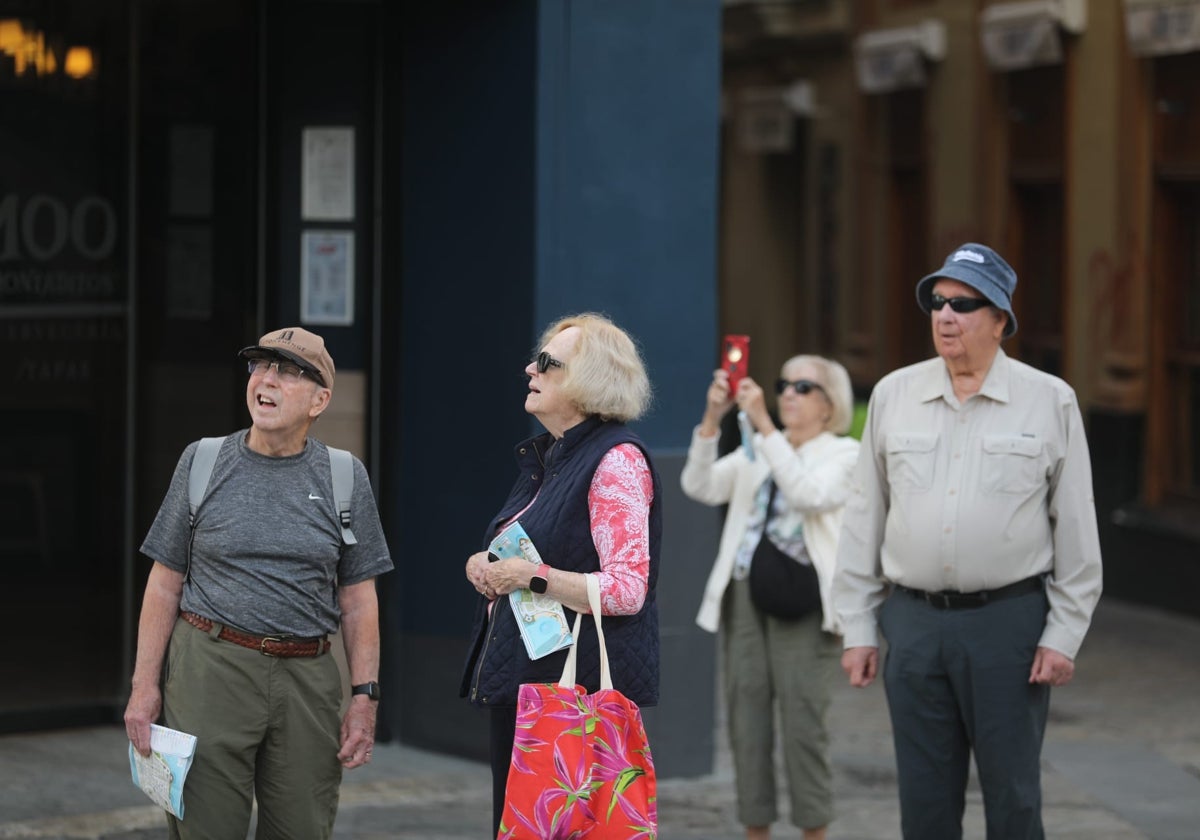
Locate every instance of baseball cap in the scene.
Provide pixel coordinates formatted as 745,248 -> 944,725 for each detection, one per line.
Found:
915,243 -> 1019,338
238,327 -> 335,389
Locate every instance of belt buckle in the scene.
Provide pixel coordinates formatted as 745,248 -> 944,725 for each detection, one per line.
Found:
259,635 -> 285,656
923,591 -> 952,609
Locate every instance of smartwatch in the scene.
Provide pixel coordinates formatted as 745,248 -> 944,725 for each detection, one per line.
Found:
529,565 -> 549,595
351,681 -> 381,701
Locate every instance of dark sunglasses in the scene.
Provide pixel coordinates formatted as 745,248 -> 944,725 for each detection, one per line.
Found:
775,378 -> 827,397
930,293 -> 992,314
535,351 -> 565,373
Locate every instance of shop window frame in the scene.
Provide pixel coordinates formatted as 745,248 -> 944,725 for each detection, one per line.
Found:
1146,51 -> 1200,508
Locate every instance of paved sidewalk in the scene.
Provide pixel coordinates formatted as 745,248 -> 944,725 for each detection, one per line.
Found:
1,597 -> 1198,839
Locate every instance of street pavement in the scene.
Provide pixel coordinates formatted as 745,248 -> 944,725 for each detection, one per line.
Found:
1,597 -> 1198,839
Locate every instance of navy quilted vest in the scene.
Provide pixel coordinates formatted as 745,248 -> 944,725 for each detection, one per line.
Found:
460,416 -> 662,707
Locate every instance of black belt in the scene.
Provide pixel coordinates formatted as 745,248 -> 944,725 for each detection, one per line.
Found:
894,575 -> 1045,610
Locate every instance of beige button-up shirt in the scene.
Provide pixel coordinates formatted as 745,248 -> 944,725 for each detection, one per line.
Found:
833,349 -> 1103,659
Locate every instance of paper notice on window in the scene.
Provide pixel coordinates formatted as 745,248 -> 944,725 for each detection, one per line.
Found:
301,126 -> 355,221
300,230 -> 354,326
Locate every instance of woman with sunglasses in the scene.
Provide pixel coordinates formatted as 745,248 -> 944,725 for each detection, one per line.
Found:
459,313 -> 662,838
681,354 -> 859,840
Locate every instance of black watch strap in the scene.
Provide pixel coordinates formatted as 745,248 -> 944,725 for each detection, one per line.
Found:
351,681 -> 381,701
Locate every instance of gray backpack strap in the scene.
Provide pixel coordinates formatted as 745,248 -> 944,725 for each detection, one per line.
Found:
188,436 -> 226,527
185,435 -> 225,582
328,446 -> 358,545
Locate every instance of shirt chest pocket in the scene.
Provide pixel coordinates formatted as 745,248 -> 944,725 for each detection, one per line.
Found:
885,433 -> 938,493
980,435 -> 1044,495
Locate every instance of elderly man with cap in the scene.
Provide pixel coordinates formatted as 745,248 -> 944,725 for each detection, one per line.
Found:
124,327 -> 393,840
832,244 -> 1102,839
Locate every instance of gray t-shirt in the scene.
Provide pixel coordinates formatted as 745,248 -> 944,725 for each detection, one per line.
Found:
141,430 -> 393,637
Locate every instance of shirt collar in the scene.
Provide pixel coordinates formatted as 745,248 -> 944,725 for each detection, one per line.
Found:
976,348 -> 1011,403
917,348 -> 1011,405
915,359 -> 947,403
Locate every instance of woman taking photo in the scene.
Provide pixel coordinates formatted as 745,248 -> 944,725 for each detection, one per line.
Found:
681,354 -> 859,840
460,313 -> 662,838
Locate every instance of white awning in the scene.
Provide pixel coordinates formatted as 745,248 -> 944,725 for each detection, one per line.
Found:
980,0 -> 1087,71
1125,0 -> 1200,56
854,20 -> 946,94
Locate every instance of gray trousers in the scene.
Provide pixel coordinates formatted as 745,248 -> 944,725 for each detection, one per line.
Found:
722,578 -> 838,830
163,616 -> 344,840
880,587 -> 1051,840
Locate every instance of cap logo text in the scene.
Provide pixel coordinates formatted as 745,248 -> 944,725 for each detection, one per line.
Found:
953,249 -> 985,264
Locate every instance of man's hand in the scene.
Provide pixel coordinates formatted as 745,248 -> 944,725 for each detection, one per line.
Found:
1029,646 -> 1075,686
337,697 -> 377,769
124,683 -> 162,757
842,646 -> 879,688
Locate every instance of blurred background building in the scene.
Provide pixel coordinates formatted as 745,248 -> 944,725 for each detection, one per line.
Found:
718,0 -> 1200,632
2,0 -> 1197,778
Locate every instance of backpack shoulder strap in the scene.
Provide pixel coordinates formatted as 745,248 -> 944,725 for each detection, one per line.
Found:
328,446 -> 358,545
188,436 -> 226,527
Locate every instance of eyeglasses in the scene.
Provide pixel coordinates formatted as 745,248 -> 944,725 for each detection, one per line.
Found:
534,351 -> 565,373
775,378 -> 827,397
247,359 -> 314,384
930,293 -> 992,314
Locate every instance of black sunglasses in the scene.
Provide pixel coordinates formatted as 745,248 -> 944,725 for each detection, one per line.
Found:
776,378 -> 827,397
535,351 -> 565,373
930,293 -> 992,314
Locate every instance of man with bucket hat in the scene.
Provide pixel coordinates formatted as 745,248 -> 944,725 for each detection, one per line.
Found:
833,244 -> 1103,838
124,327 -> 393,839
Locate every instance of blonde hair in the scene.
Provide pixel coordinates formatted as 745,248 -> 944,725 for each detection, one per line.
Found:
781,354 -> 854,435
537,313 -> 651,422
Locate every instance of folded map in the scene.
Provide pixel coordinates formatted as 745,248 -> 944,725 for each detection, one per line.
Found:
489,520 -> 573,660
129,723 -> 197,819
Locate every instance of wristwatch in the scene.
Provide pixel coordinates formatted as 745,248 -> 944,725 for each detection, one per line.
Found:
351,681 -> 381,701
529,565 -> 549,595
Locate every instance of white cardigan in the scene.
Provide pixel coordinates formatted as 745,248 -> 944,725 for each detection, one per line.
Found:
680,426 -> 860,635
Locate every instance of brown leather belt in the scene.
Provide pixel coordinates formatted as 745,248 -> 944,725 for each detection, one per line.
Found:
181,611 -> 330,657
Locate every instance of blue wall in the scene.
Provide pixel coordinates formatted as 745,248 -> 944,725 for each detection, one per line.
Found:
534,1 -> 721,446
385,0 -> 723,777
532,0 -> 723,777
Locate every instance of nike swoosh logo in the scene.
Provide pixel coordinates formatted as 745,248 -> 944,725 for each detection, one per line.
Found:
308,493 -> 323,500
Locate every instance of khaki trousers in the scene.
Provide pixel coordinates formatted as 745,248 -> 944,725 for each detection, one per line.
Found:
722,578 -> 838,830
163,616 -> 344,840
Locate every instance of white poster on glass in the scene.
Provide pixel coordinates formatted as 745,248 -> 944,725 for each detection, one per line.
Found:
301,230 -> 354,326
301,127 -> 355,221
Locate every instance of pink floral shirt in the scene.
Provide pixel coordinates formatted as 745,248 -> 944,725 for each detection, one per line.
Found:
588,444 -> 654,615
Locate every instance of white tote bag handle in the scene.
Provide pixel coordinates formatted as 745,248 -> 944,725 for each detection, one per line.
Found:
558,574 -> 612,690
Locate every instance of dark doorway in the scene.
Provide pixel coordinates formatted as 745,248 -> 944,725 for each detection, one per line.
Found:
0,0 -> 132,728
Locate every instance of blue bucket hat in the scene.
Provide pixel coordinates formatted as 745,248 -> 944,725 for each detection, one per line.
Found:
915,243 -> 1018,338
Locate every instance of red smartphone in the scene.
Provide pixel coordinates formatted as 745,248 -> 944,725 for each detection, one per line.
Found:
722,334 -> 750,395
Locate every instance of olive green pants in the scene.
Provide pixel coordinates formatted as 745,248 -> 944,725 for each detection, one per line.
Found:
163,616 -> 343,840
722,578 -> 838,831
